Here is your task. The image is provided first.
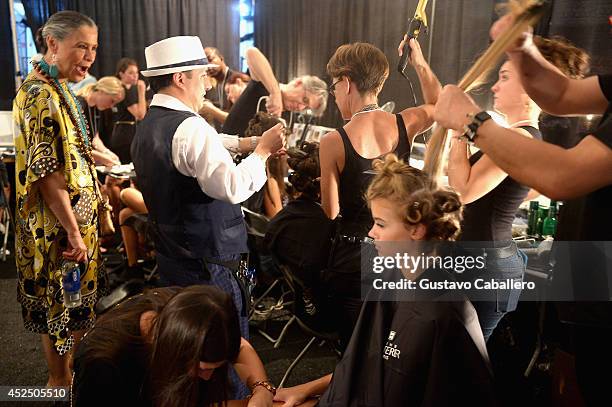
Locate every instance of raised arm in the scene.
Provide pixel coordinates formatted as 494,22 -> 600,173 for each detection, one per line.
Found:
398,37 -> 442,139
399,37 -> 441,105
434,85 -> 612,200
245,47 -> 282,116
447,132 -> 508,204
491,15 -> 607,116
172,119 -> 284,204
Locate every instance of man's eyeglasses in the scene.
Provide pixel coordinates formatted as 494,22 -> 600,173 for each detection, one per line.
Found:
328,79 -> 342,97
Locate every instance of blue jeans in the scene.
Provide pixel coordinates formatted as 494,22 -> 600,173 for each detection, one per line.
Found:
472,249 -> 527,342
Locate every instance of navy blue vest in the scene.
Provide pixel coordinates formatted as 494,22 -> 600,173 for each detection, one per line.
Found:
131,106 -> 247,258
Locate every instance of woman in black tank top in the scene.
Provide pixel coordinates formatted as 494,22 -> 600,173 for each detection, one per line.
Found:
447,52 -> 580,341
320,39 -> 442,349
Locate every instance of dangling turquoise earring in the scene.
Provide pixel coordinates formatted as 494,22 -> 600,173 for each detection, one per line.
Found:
38,55 -> 59,79
48,54 -> 59,79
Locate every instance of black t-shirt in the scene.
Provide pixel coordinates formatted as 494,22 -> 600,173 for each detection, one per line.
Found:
554,74 -> 612,326
98,108 -> 115,147
222,80 -> 269,137
264,197 -> 334,287
76,96 -> 99,138
318,269 -> 496,407
110,85 -> 140,162
113,85 -> 139,123
556,75 -> 611,241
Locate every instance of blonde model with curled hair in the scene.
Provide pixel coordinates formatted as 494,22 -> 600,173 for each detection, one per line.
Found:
274,155 -> 495,407
367,154 -> 463,243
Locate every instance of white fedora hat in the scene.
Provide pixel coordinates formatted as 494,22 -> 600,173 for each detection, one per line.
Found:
141,36 -> 217,77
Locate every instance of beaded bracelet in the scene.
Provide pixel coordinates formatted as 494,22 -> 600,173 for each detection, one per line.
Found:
250,380 -> 276,396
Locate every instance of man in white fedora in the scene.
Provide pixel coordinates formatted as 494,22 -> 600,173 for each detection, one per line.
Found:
131,36 -> 284,349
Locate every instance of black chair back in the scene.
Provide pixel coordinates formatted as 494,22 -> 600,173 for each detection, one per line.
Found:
277,263 -> 338,340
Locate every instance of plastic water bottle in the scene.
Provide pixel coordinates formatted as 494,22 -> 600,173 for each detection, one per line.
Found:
61,261 -> 82,308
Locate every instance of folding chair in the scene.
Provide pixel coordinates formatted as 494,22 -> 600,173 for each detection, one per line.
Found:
121,213 -> 158,283
242,207 -> 294,347
522,239 -> 555,378
242,206 -> 275,309
276,264 -> 339,388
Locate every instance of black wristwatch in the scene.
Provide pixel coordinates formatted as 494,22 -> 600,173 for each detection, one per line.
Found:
461,111 -> 492,144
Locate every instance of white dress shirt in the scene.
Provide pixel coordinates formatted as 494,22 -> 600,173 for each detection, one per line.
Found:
149,93 -> 267,204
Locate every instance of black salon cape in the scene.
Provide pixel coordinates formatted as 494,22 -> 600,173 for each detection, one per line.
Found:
318,269 -> 497,407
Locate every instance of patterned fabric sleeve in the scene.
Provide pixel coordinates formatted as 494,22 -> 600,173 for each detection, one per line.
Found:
14,81 -> 65,216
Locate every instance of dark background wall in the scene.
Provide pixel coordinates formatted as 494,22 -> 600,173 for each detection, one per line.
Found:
254,0 -> 612,128
0,0 -> 240,110
2,0 -> 611,120
0,0 -> 17,110
254,0 -> 498,128
63,0 -> 240,78
546,0 -> 611,74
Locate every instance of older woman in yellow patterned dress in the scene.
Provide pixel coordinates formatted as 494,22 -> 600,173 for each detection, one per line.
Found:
12,11 -> 108,387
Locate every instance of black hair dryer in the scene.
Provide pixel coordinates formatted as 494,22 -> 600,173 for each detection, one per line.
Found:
398,0 -> 429,79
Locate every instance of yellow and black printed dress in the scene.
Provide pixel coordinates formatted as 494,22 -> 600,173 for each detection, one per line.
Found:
13,74 -> 109,355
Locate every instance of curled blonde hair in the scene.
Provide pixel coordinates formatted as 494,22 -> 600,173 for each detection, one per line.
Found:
77,76 -> 125,98
366,155 -> 463,241
534,35 -> 590,79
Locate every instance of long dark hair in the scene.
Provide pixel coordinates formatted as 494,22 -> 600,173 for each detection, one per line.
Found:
77,286 -> 241,407
78,287 -> 178,367
149,286 -> 241,407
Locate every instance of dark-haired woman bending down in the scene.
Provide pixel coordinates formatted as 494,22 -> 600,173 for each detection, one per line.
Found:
72,286 -> 275,407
